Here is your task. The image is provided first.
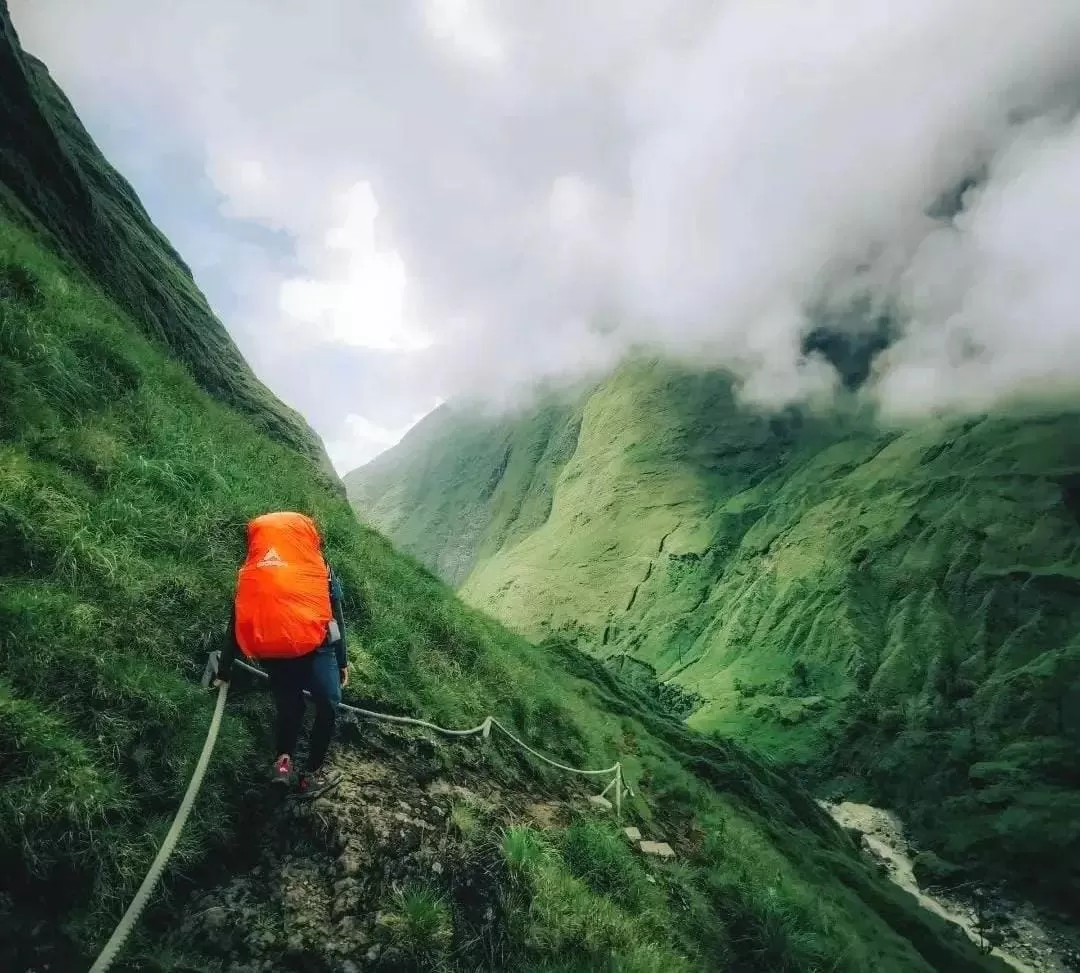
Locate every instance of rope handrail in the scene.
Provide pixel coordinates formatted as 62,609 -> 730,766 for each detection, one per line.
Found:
89,652 -> 628,972
230,656 -> 623,778
89,682 -> 229,973
488,718 -> 618,776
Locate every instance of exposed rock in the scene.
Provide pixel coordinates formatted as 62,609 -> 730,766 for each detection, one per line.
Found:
622,826 -> 642,842
639,841 -> 675,859
173,720 -> 602,971
337,848 -> 364,877
587,795 -> 613,811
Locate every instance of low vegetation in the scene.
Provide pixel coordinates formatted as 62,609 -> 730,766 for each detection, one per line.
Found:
380,885 -> 454,970
0,6 -> 1028,969
349,353 -> 1080,916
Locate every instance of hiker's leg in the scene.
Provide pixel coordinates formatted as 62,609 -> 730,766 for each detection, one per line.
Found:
265,659 -> 305,759
305,643 -> 341,771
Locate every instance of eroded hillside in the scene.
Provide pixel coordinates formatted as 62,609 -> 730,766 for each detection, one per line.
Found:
348,357 -> 1080,916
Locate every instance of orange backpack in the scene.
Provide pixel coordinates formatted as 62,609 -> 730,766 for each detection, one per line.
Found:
234,511 -> 333,659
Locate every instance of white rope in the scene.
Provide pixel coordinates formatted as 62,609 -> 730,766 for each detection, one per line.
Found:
89,681 -> 229,973
344,703 -> 490,738
489,719 -> 620,776
90,654 -> 628,971
230,655 -> 621,777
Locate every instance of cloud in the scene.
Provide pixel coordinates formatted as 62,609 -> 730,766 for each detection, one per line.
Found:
278,182 -> 429,352
423,0 -> 505,65
873,112 -> 1080,416
325,404 -> 443,472
609,1 -> 1080,409
10,0 -> 1080,460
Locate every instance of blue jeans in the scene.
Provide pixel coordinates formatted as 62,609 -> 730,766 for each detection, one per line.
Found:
263,642 -> 341,771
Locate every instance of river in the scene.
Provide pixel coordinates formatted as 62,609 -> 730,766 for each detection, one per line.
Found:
821,801 -> 1071,973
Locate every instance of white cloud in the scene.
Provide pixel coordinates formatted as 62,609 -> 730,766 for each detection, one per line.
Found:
873,113 -> 1080,416
11,0 -> 1080,439
325,402 -> 443,473
423,0 -> 504,65
278,182 -> 430,352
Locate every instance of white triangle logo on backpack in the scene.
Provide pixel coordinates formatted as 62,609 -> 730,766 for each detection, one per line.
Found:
258,547 -> 287,567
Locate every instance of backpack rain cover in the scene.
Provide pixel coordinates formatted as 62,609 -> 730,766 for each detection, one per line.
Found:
235,511 -> 333,659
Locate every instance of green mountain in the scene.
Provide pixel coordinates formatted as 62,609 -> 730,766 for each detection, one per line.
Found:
0,9 -> 337,485
0,6 -> 1014,971
347,357 -> 1080,915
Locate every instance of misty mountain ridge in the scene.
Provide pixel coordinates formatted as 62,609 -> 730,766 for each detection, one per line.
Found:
347,357 -> 1080,922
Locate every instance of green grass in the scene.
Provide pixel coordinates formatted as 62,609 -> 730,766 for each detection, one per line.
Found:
350,353 -> 1080,915
0,8 -> 1029,968
502,823 -> 549,879
482,797 -> 1006,973
345,397 -> 584,587
380,885 -> 454,970
0,206 -> 1014,973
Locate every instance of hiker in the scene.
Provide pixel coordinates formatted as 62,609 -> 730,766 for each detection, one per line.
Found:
214,511 -> 349,798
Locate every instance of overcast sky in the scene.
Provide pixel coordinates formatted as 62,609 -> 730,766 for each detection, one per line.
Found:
10,1 -> 1080,471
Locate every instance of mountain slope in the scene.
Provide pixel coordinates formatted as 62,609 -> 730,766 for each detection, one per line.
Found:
347,357 -> 1080,915
0,6 -> 337,482
348,398 -> 583,587
0,8 -> 1012,972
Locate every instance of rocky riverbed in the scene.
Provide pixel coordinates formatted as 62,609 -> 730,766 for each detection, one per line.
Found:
822,801 -> 1077,973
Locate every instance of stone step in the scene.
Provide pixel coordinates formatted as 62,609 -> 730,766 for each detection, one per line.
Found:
639,840 -> 675,859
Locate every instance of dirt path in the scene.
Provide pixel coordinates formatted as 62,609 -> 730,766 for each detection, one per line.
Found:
171,718 -> 607,971
823,801 -> 1069,973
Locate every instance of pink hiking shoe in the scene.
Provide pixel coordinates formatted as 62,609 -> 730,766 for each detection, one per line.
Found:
271,754 -> 292,790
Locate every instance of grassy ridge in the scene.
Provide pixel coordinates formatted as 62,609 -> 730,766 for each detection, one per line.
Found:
348,356 -> 1080,913
348,398 -> 583,587
0,3 -> 333,475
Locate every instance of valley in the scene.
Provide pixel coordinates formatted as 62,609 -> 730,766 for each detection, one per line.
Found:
0,4 -> 1025,969
348,358 -> 1080,926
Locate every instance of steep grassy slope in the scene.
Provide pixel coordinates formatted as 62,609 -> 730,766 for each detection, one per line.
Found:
0,8 -> 1014,972
0,5 -> 336,480
348,357 -> 1080,914
348,398 -> 582,586
0,155 -> 1003,973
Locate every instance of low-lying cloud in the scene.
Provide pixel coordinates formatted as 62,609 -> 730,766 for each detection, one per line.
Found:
10,0 -> 1080,468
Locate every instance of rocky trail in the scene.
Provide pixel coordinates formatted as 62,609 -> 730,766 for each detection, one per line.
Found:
172,714 -> 674,972
823,802 -> 1079,973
